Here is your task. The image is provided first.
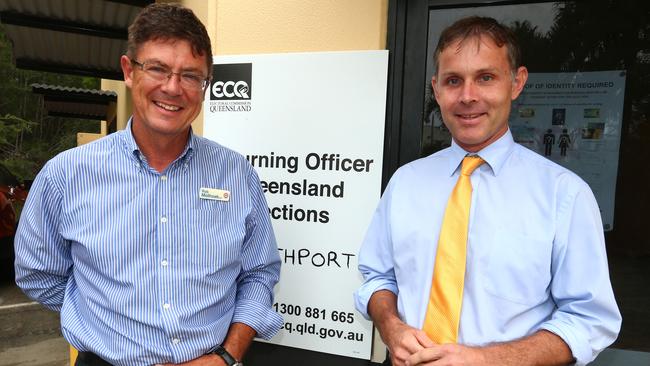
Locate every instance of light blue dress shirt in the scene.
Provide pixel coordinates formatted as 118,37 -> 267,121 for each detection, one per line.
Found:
354,130 -> 621,365
15,121 -> 282,365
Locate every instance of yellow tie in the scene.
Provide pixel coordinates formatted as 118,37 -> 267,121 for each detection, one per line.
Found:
423,155 -> 485,343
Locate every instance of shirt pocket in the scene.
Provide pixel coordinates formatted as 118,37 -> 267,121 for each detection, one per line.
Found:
187,206 -> 243,275
483,231 -> 552,306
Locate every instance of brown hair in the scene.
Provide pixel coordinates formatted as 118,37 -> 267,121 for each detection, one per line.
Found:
433,16 -> 521,76
127,3 -> 213,76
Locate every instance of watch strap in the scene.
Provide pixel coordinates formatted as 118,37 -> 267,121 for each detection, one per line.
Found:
212,345 -> 240,366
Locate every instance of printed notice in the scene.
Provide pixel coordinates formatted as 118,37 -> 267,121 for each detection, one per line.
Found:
511,70 -> 626,230
204,51 -> 388,359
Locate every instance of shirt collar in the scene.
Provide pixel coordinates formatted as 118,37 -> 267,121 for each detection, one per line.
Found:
120,117 -> 197,168
447,129 -> 515,177
120,118 -> 140,158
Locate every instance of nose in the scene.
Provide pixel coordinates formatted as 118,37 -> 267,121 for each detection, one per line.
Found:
460,81 -> 478,104
160,73 -> 183,95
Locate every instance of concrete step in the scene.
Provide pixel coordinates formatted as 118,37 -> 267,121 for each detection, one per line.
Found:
0,285 -> 68,366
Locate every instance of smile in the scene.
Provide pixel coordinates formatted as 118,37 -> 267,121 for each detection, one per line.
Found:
154,101 -> 182,111
458,113 -> 485,119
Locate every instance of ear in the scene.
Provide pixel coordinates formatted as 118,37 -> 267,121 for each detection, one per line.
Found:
120,55 -> 134,88
511,66 -> 528,100
431,75 -> 441,102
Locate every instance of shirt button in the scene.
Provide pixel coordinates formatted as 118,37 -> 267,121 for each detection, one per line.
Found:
161,259 -> 168,267
161,216 -> 168,223
163,303 -> 171,310
171,338 -> 180,345
161,175 -> 168,181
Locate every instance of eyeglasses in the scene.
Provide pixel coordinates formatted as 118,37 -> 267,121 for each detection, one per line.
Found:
131,59 -> 211,90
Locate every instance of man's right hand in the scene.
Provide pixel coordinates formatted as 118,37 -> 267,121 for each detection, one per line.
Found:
381,317 -> 434,366
367,290 -> 435,366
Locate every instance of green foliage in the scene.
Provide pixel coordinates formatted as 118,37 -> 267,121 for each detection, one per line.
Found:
0,25 -> 101,182
0,114 -> 34,145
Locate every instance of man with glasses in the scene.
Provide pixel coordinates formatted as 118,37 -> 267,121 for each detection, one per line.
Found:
15,4 -> 281,366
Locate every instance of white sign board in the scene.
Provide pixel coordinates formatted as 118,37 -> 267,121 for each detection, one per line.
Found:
511,70 -> 626,231
203,51 -> 388,359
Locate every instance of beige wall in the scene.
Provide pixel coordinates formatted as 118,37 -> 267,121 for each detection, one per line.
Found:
101,79 -> 131,131
212,0 -> 388,54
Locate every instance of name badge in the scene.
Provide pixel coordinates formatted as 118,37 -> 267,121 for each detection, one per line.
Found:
199,187 -> 230,202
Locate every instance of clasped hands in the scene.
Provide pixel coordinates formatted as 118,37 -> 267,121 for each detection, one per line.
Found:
384,321 -> 485,366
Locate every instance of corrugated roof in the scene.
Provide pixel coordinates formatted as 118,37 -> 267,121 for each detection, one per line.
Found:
0,0 -> 152,79
32,83 -> 118,98
32,83 -> 117,125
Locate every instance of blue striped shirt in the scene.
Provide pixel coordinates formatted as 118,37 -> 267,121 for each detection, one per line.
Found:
14,121 -> 283,365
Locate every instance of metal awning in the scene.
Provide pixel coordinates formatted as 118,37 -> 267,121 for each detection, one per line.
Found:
31,83 -> 118,131
0,0 -> 153,80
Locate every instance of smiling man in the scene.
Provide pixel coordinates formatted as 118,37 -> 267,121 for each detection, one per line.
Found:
355,16 -> 620,366
15,4 -> 281,366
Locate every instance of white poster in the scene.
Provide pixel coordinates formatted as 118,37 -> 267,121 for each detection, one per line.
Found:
203,51 -> 388,359
511,70 -> 626,231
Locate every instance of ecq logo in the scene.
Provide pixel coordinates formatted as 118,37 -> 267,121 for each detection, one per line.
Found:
210,63 -> 252,101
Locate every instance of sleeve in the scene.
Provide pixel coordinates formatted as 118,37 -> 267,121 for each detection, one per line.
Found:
539,180 -> 621,366
14,160 -> 72,311
231,168 -> 283,340
353,176 -> 399,320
